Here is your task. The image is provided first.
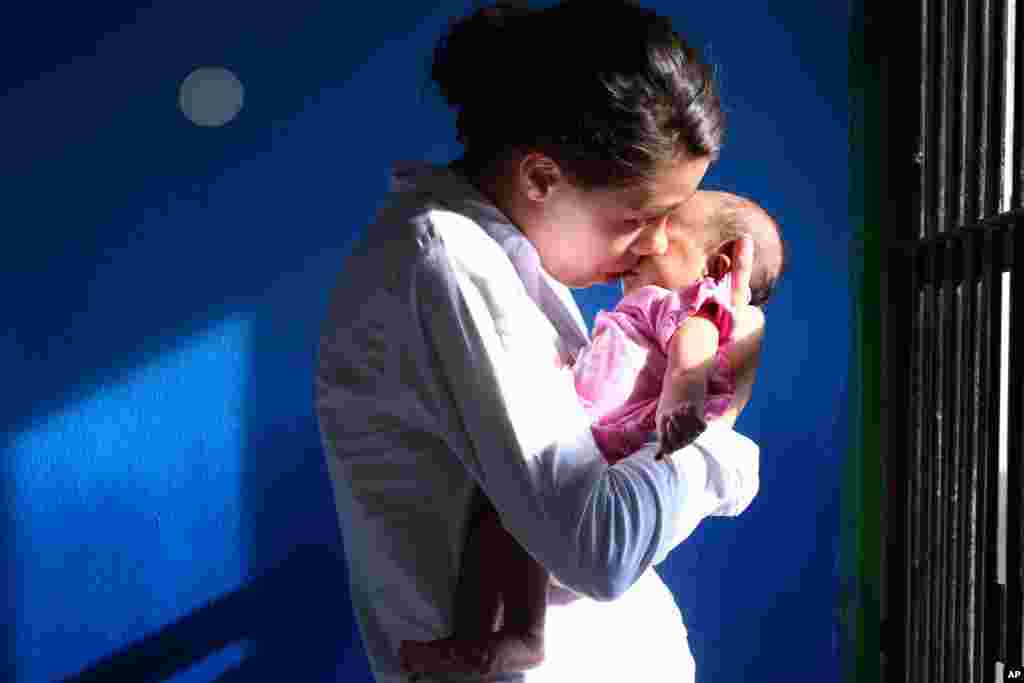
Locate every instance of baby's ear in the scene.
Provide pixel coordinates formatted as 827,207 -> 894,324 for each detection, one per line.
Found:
709,251 -> 732,280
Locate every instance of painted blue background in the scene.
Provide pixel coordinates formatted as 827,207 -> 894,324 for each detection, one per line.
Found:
1,2 -> 849,681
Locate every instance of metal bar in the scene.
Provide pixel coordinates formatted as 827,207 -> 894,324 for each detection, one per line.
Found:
925,244 -> 937,679
910,268 -> 928,683
993,580 -> 1008,663
1007,220 -> 1024,664
936,0 -> 951,235
890,207 -> 1024,254
975,227 -> 997,682
986,228 -> 1007,673
946,237 -> 963,679
913,240 -> 929,683
959,0 -> 979,227
991,0 -> 1009,216
896,236 -> 1014,291
976,0 -> 994,220
962,228 -> 979,683
947,236 -> 964,679
948,0 -> 963,233
946,3 -> 968,672
935,241 -> 949,679
911,249 -> 928,683
911,5 -> 932,675
921,0 -> 935,240
1016,0 -> 1024,210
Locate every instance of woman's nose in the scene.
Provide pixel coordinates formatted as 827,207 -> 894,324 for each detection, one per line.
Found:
629,216 -> 670,256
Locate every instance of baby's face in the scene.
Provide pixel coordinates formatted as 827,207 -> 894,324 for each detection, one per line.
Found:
621,197 -> 713,296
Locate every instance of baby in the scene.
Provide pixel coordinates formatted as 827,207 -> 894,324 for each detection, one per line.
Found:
399,190 -> 786,678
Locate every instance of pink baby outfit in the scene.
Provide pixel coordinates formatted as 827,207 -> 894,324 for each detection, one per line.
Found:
572,273 -> 738,465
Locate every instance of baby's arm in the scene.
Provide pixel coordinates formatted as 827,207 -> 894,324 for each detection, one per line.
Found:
655,309 -> 721,461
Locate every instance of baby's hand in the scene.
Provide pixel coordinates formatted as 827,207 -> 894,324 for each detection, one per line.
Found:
654,401 -> 707,463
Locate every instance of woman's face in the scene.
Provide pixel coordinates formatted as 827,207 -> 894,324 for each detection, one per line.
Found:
621,191 -> 718,296
512,154 -> 712,289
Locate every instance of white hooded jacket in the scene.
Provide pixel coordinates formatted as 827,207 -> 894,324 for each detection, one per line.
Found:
315,161 -> 759,682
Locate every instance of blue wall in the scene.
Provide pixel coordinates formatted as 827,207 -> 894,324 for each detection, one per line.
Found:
1,2 -> 849,681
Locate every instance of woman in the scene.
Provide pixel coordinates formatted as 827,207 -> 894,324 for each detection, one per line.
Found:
315,2 -> 765,681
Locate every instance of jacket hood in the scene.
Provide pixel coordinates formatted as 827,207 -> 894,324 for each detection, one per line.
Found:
386,160 -> 591,351
390,160 -> 510,226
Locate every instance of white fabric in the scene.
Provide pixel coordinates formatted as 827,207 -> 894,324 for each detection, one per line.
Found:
315,162 -> 760,682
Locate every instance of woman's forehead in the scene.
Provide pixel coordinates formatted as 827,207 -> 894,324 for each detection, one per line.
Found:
621,162 -> 707,210
595,182 -> 682,211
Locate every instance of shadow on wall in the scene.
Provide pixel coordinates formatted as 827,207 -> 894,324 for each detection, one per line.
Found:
1,1 -> 451,680
58,544 -> 359,683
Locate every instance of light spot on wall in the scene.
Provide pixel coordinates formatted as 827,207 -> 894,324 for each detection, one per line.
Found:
178,67 -> 245,127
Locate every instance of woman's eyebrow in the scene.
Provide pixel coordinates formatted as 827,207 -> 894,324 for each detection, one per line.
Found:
633,199 -> 686,215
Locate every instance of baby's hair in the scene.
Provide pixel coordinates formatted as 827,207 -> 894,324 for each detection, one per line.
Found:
704,195 -> 786,307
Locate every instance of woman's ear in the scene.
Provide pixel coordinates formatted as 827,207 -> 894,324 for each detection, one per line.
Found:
521,153 -> 562,201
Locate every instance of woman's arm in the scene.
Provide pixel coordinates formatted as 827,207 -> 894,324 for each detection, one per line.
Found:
415,213 -> 761,599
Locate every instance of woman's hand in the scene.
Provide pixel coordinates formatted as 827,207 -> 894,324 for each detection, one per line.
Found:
717,236 -> 765,430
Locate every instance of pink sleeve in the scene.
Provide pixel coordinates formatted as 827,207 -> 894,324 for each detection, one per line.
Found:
651,273 -> 737,354
600,285 -> 668,349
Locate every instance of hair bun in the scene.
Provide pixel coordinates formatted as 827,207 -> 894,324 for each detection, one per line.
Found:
432,3 -> 533,113
480,2 -> 532,21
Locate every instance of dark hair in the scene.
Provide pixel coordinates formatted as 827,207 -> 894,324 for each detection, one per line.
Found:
707,199 -> 786,307
429,0 -> 725,191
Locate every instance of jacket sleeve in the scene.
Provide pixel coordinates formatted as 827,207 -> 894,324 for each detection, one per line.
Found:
414,214 -> 760,601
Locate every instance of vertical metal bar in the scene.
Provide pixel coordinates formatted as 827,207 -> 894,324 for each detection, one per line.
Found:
990,0 -> 1009,216
1007,221 -> 1024,665
910,5 -> 933,675
920,5 -> 941,673
946,0 -> 963,661
1015,0 -> 1024,210
974,228 -> 996,682
946,0 -> 962,235
935,239 -> 949,681
960,0 -> 978,226
946,234 -> 963,679
935,0 -> 951,235
913,250 -> 930,683
947,235 -> 964,679
976,0 -> 994,220
921,0 -> 935,239
925,242 -> 937,679
986,228 -> 1006,677
950,8 -> 973,674
962,229 -> 979,683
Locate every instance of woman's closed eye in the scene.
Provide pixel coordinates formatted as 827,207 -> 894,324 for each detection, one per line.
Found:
625,212 -> 669,230
626,212 -> 662,226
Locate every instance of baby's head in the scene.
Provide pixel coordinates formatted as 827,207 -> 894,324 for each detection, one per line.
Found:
622,190 -> 785,306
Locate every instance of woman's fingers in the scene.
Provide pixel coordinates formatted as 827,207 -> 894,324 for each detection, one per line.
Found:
656,406 -> 707,461
723,306 -> 765,424
731,235 -> 755,308
656,414 -> 676,460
